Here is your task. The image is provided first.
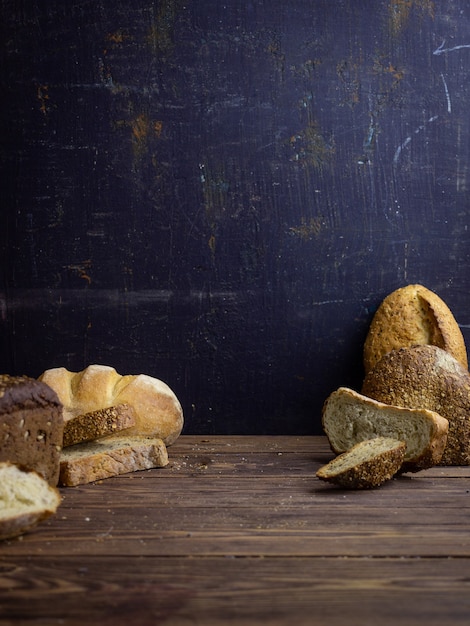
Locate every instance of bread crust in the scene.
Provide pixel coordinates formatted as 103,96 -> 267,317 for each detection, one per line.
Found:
322,387 -> 448,471
0,462 -> 61,540
362,345 -> 470,465
363,284 -> 468,374
316,438 -> 406,489
62,404 -> 137,447
39,365 -> 183,446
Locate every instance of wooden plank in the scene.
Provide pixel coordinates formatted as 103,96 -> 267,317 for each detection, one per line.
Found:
1,556 -> 470,626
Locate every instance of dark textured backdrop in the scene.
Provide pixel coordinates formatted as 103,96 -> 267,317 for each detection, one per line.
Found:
1,0 -> 469,434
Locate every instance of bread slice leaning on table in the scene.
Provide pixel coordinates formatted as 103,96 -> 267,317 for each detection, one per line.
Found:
316,437 -> 406,489
322,387 -> 449,472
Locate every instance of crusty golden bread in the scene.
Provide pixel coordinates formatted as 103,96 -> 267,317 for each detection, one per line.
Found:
316,437 -> 406,489
322,387 -> 448,471
0,462 -> 61,540
362,345 -> 470,465
39,365 -> 183,446
59,435 -> 169,486
62,404 -> 136,447
363,284 -> 467,374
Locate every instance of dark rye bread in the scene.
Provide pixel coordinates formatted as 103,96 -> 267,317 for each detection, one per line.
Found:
316,437 -> 406,489
362,345 -> 470,465
363,284 -> 468,374
0,375 -> 63,485
63,403 -> 137,447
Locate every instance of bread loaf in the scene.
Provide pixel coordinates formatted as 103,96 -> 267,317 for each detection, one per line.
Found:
363,284 -> 467,374
0,374 -> 63,485
63,403 -> 136,447
316,437 -> 406,489
0,462 -> 61,540
322,387 -> 448,471
39,365 -> 183,446
362,345 -> 470,465
59,435 -> 169,486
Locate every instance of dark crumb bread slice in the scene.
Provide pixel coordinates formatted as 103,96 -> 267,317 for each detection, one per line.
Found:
0,374 -> 63,486
59,435 -> 169,486
0,462 -> 61,540
316,437 -> 406,489
322,387 -> 448,471
63,403 -> 137,447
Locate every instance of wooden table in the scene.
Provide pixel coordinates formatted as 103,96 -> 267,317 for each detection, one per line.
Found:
1,435 -> 470,625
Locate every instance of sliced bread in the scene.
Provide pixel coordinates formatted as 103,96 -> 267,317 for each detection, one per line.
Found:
316,437 -> 406,489
322,387 -> 448,471
362,345 -> 470,465
62,403 -> 137,447
0,462 -> 61,540
59,435 -> 169,486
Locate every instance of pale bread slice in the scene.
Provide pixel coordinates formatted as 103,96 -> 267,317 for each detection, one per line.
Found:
316,437 -> 406,489
62,403 -> 137,447
322,387 -> 448,471
59,435 -> 169,486
0,462 -> 61,540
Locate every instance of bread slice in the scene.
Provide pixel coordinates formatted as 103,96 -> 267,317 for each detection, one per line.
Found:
363,284 -> 467,374
62,403 -> 137,447
362,345 -> 470,465
0,462 -> 61,540
59,435 -> 169,486
316,437 -> 406,489
322,387 -> 448,471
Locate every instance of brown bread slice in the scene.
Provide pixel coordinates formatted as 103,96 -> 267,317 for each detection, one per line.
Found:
362,345 -> 470,465
59,435 -> 169,486
63,403 -> 137,447
322,387 -> 448,471
316,437 -> 406,489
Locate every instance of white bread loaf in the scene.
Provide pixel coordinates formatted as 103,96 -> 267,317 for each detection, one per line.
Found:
0,462 -> 61,540
362,345 -> 470,465
39,365 -> 183,446
59,435 -> 169,486
322,387 -> 448,471
363,284 -> 467,374
316,437 -> 406,489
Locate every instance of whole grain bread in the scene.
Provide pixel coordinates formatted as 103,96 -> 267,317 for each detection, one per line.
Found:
322,387 -> 448,471
39,365 -> 183,446
363,284 -> 467,374
316,437 -> 406,489
62,403 -> 137,447
0,462 -> 61,540
362,345 -> 470,465
59,435 -> 169,486
0,374 -> 63,485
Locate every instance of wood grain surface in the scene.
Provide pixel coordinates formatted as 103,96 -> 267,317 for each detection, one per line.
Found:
1,435 -> 470,625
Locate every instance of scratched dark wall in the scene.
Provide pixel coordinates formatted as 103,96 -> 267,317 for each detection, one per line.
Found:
1,1 -> 469,434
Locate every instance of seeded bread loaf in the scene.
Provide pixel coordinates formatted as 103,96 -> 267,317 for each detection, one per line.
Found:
316,437 -> 406,489
59,435 -> 169,486
63,403 -> 136,447
363,284 -> 467,374
322,387 -> 448,471
362,345 -> 470,465
0,374 -> 63,485
39,365 -> 183,446
0,462 -> 61,540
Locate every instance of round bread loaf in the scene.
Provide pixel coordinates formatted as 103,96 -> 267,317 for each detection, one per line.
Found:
39,365 -> 183,446
363,284 -> 467,374
362,345 -> 470,465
